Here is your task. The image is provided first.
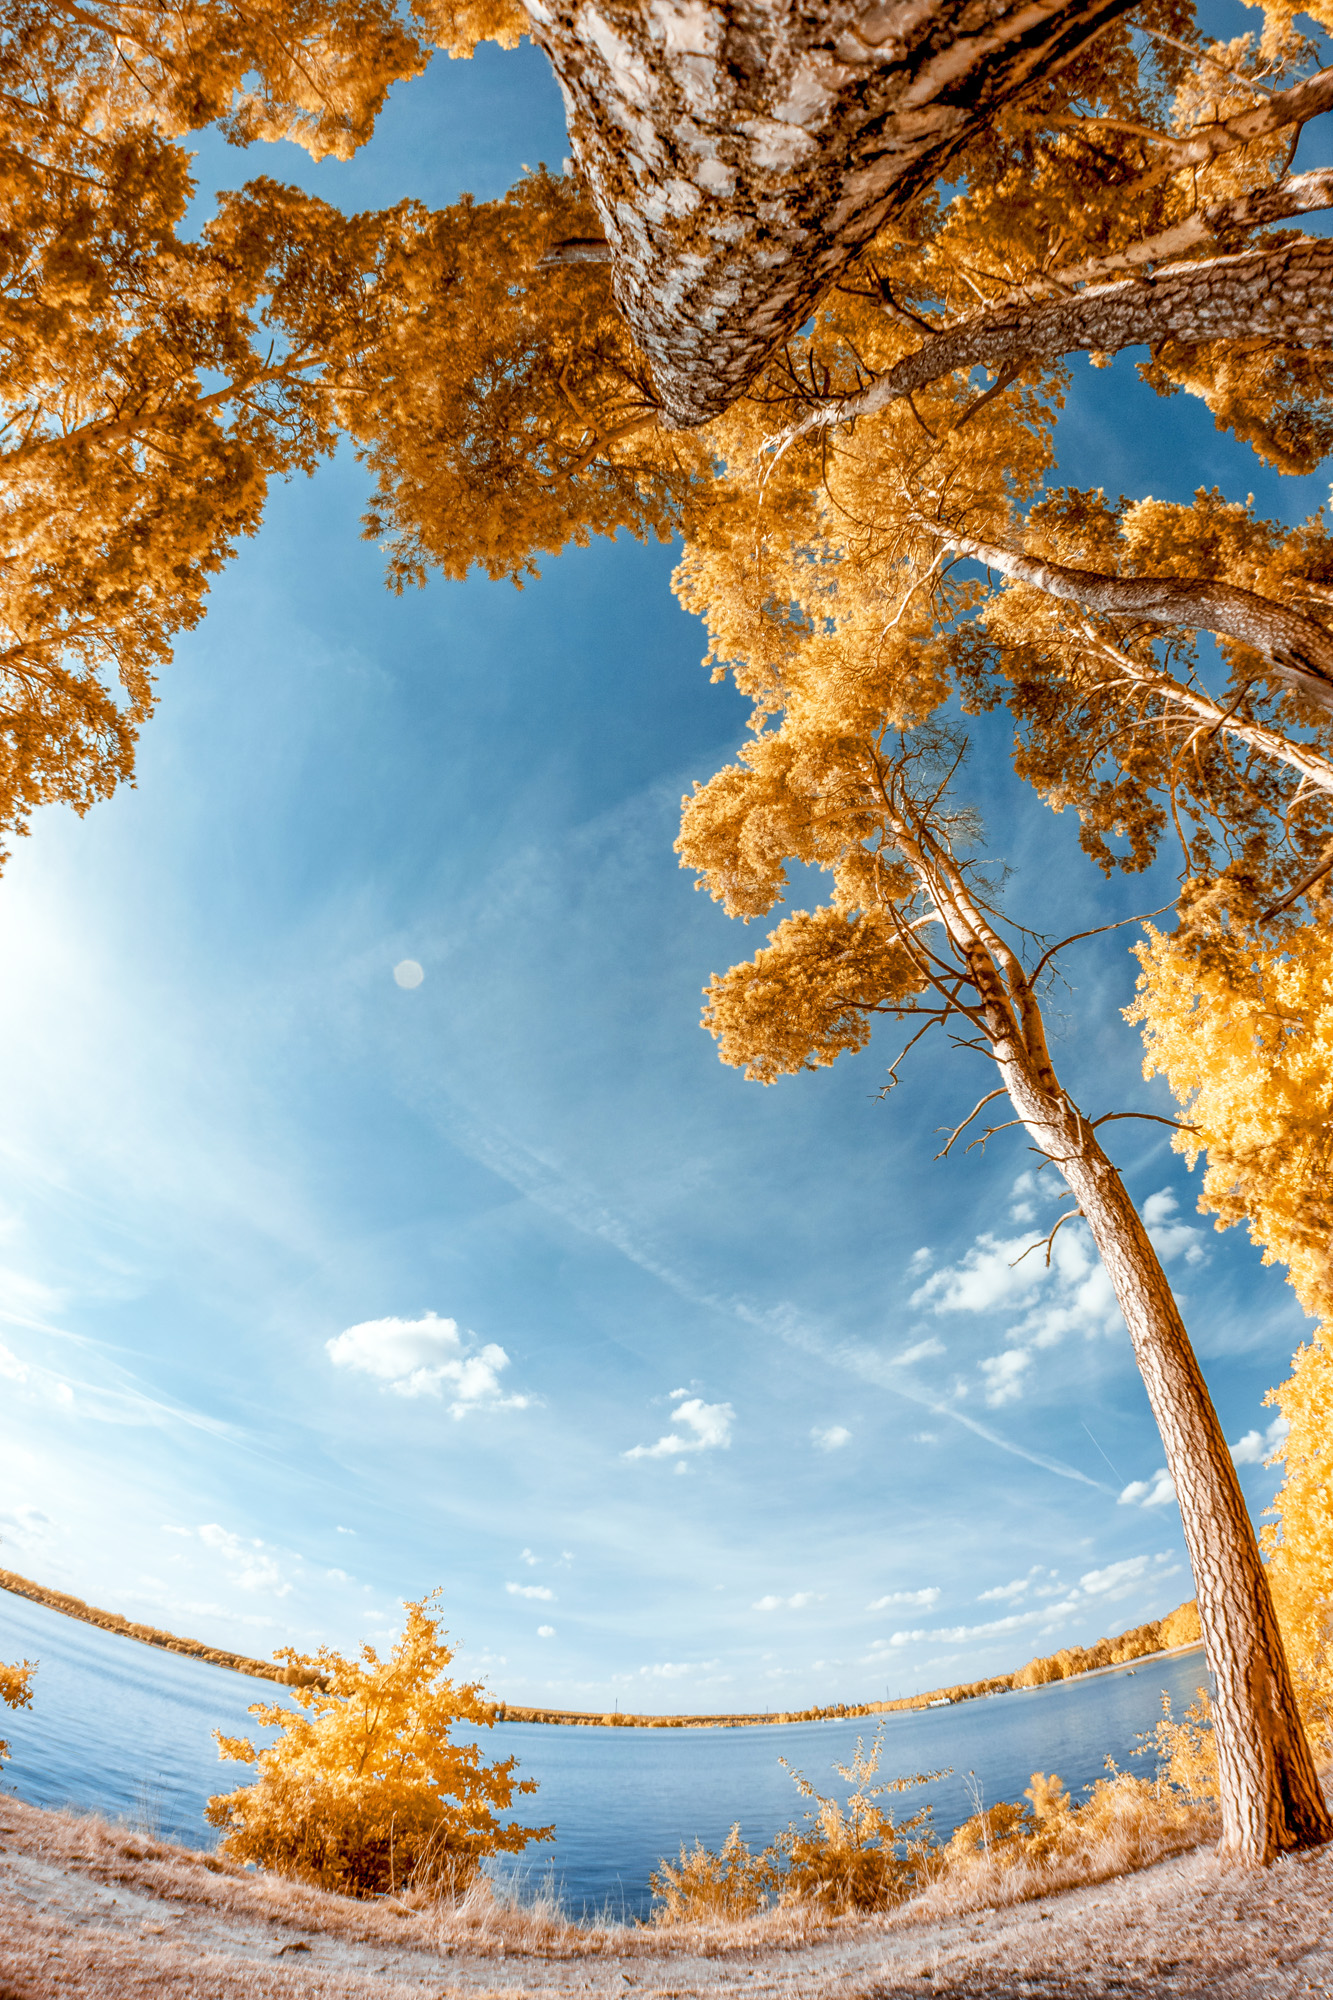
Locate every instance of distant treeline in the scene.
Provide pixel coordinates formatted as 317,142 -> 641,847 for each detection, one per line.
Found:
0,1565 -> 1201,1722
0,1567 -> 288,1683
491,1602 -> 1205,1726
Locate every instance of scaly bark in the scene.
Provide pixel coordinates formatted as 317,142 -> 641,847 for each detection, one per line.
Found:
796,237 -> 1333,439
914,518 -> 1333,722
524,0 -> 1139,426
1044,166 -> 1333,292
883,790 -> 1333,1864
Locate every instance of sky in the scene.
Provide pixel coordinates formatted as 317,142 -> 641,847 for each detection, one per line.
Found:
0,13 -> 1328,1714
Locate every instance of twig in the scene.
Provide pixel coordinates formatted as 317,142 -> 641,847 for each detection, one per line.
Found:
1259,839 -> 1333,922
1029,904 -> 1177,985
1011,1208 -> 1083,1268
935,1089 -> 1007,1159
1090,1112 -> 1197,1132
965,1118 -> 1025,1155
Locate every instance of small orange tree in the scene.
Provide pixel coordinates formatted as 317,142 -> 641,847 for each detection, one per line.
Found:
0,1658 -> 34,1762
206,1594 -> 550,1897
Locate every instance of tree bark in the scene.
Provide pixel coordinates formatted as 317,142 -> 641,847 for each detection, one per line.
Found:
805,237 -> 1333,435
1072,625 -> 1333,802
915,518 -> 1333,723
883,802 -> 1332,1863
523,0 -> 1139,426
1117,63 -> 1333,176
1005,1073 -> 1333,1863
1043,166 -> 1333,291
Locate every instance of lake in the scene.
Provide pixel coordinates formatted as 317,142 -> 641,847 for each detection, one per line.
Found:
0,1591 -> 1213,1917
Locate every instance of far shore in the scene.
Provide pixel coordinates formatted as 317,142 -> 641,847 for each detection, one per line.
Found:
0,1563 -> 1204,1728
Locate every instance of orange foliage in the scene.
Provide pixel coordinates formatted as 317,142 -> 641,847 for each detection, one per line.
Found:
206,1593 -> 550,1897
0,1657 -> 34,1763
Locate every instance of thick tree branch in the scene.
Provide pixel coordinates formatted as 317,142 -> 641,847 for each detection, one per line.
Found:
915,518 -> 1333,721
1120,61 -> 1333,175
1043,166 -> 1333,291
779,236 -> 1333,443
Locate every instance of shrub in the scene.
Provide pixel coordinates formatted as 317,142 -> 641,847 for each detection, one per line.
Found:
0,1658 -> 34,1762
205,1593 -> 552,1897
773,1733 -> 941,1912
651,1822 -> 775,1922
652,1729 -> 940,1922
652,1701 -> 1219,1925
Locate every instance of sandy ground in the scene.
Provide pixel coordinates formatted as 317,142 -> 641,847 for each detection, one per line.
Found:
1,1796 -> 1331,1999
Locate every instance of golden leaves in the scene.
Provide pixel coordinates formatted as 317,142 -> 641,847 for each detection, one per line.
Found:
699,906 -> 925,1083
205,1593 -> 551,1898
0,1657 -> 34,1764
1128,911 -> 1333,1322
344,171 -> 701,589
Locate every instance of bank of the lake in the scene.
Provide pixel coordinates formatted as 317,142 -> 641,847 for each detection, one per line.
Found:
1,1589 -> 1213,1917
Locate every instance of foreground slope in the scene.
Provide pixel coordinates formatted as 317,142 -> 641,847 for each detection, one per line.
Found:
1,1794 -> 1330,1998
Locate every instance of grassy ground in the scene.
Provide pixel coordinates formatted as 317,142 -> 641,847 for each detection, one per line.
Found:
1,1792 -> 1330,1998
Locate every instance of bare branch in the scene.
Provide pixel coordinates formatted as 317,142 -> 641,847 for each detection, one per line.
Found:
1030,904 -> 1177,985
1259,839 -> 1333,922
1011,1207 -> 1083,1266
935,1087 -> 1006,1159
1089,1112 -> 1198,1132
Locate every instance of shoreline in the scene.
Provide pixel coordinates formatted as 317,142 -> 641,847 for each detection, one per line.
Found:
1,1563 -> 1204,1727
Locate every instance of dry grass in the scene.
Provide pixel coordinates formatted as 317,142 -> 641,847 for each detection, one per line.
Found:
5,1789 -> 1333,1998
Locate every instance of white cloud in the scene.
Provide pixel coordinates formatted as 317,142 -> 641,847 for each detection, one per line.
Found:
1118,1468 -> 1176,1509
894,1338 -> 945,1366
519,1547 -> 539,1565
641,1661 -> 698,1679
325,1311 -> 529,1417
753,1591 -> 818,1611
912,1233 -> 1048,1316
871,1610 -> 1054,1650
812,1424 -> 851,1451
980,1349 -> 1032,1407
867,1555 -> 1176,1657
625,1396 -> 733,1460
506,1581 -> 555,1601
907,1248 -> 932,1273
193,1523 -> 293,1596
1230,1415 -> 1289,1465
1079,1556 -> 1157,1598
0,1342 -> 29,1383
978,1566 -> 1053,1603
1142,1190 -> 1205,1267
911,1210 -> 1134,1408
537,1625 -> 555,1638
868,1587 -> 941,1611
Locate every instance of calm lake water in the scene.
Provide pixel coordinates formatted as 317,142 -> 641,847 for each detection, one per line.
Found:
0,1591 -> 1212,1917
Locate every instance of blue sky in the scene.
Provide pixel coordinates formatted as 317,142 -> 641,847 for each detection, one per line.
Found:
0,19 -> 1327,1713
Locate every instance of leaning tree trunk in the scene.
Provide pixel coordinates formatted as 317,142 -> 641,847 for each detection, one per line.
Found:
523,0 -> 1137,425
890,811 -> 1330,1860
998,1058 -> 1332,1863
